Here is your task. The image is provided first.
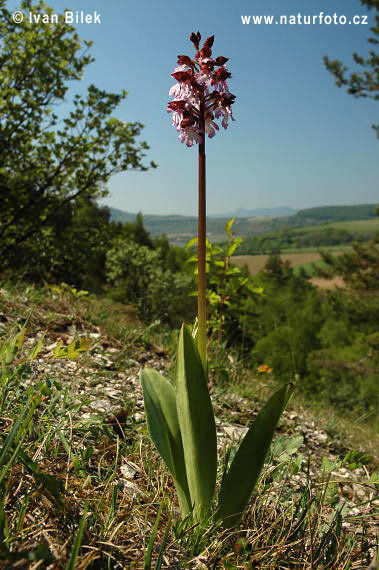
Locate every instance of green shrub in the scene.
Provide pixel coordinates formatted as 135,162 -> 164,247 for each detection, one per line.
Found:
106,241 -> 192,324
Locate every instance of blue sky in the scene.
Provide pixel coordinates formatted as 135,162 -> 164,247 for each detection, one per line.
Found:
11,0 -> 379,215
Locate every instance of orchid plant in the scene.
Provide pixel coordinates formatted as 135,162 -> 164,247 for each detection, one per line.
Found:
167,31 -> 235,367
140,32 -> 294,528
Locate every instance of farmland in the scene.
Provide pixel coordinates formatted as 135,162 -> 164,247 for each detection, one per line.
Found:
292,219 -> 379,234
108,205 -> 379,245
236,219 -> 378,255
231,251 -> 343,277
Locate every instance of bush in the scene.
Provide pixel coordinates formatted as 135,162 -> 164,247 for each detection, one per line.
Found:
106,241 -> 192,324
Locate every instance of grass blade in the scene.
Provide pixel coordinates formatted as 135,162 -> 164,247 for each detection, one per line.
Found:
144,501 -> 163,570
154,509 -> 172,569
65,504 -> 89,570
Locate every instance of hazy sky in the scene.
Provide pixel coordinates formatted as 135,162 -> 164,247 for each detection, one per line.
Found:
10,0 -> 379,215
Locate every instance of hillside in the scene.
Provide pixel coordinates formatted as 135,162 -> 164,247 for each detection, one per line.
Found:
292,204 -> 378,224
108,204 -> 378,244
0,284 -> 377,568
209,206 -> 298,218
237,218 -> 379,254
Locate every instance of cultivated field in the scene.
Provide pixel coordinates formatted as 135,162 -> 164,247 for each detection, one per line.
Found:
232,252 -> 343,276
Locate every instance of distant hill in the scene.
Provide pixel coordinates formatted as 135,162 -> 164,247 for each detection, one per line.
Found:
107,207 -> 137,223
236,219 -> 379,255
292,204 -> 377,224
209,207 -> 298,218
106,204 -> 378,245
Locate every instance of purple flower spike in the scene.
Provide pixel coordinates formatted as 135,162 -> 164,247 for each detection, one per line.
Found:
167,34 -> 236,146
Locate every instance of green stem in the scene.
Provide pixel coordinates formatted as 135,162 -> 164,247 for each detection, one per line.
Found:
198,96 -> 207,369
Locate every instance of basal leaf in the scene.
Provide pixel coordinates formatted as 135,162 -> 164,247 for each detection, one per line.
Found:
217,383 -> 295,528
174,325 -> 217,521
140,368 -> 191,516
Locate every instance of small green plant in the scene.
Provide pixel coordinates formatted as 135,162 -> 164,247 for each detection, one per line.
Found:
48,282 -> 89,302
141,326 -> 294,527
187,218 -> 263,346
141,32 -> 294,529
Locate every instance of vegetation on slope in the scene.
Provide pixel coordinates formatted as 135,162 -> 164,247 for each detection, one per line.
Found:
0,284 -> 377,568
236,219 -> 379,255
107,204 -> 379,244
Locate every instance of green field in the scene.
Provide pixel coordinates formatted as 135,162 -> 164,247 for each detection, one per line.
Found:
109,206 -> 379,245
292,258 -> 329,277
293,219 -> 379,234
236,218 -> 378,255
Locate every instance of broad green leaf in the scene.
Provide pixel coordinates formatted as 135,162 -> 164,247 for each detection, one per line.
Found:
321,456 -> 335,475
270,434 -> 303,458
210,244 -> 223,255
53,340 -> 63,357
225,242 -> 238,257
217,383 -> 294,528
1,328 -> 26,366
54,338 -> 91,360
185,237 -> 198,249
238,278 -> 249,288
140,368 -> 191,516
224,218 -> 235,235
15,328 -> 26,350
226,266 -> 242,276
174,325 -> 217,521
29,332 -> 46,361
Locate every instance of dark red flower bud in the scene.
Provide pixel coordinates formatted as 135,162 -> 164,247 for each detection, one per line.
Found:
199,36 -> 215,58
203,36 -> 214,50
190,31 -> 201,49
177,55 -> 193,67
215,56 -> 229,66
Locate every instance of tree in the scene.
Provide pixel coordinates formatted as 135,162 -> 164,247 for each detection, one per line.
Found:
317,238 -> 379,292
0,0 -> 154,272
324,0 -> 379,137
